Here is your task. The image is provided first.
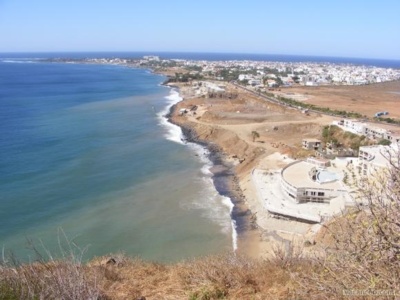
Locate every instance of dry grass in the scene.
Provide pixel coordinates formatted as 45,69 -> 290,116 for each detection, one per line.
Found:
1,226 -> 398,299
0,232 -> 106,300
1,248 -> 309,299
89,253 -> 306,299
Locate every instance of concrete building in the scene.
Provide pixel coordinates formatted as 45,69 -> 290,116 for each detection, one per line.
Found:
302,138 -> 322,151
251,156 -> 356,224
248,79 -> 262,86
335,120 -> 400,142
143,55 -> 160,61
280,159 -> 349,204
358,144 -> 398,176
238,74 -> 252,81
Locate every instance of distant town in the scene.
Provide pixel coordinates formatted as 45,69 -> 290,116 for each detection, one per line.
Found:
49,55 -> 400,87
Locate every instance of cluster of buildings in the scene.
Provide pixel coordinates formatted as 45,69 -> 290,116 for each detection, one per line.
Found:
191,81 -> 226,95
301,118 -> 400,160
334,119 -> 400,143
53,55 -> 400,87
299,64 -> 399,86
258,140 -> 398,223
259,118 -> 399,223
170,58 -> 400,86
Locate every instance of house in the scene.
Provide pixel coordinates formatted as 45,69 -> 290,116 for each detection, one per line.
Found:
266,79 -> 277,87
358,144 -> 398,176
335,120 -> 400,142
302,138 -> 322,151
238,74 -> 252,81
248,79 -> 262,86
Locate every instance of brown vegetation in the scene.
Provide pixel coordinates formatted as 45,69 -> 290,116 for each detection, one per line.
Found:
0,248 -> 309,299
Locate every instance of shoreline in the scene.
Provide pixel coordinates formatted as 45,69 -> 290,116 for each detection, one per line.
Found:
165,102 -> 256,253
165,88 -> 263,257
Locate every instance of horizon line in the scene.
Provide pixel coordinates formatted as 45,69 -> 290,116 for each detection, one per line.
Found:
0,50 -> 399,62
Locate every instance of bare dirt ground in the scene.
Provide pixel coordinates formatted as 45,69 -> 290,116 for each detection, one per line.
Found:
272,80 -> 400,119
177,82 -> 335,157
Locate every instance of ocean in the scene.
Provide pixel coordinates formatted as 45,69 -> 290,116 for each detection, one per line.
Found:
0,60 -> 234,262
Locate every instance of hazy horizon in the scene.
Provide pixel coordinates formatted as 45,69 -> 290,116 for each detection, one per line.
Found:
0,51 -> 399,62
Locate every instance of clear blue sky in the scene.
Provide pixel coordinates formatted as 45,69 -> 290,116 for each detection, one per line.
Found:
1,0 -> 399,59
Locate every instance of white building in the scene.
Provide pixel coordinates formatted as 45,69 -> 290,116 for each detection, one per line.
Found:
280,159 -> 349,204
143,55 -> 160,61
358,144 -> 399,176
334,120 -> 400,142
238,74 -> 252,81
248,79 -> 262,86
302,138 -> 322,151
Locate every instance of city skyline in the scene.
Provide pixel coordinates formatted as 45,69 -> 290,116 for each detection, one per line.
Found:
0,0 -> 399,60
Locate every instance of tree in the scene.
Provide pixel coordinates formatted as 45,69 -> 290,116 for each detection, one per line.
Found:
378,139 -> 391,146
251,131 -> 260,142
239,79 -> 249,86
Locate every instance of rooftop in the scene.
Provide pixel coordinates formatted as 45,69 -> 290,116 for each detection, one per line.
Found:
303,138 -> 321,142
282,161 -> 344,190
359,144 -> 399,167
253,168 -> 353,223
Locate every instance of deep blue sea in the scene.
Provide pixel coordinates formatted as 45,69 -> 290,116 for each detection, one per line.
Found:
0,59 -> 234,262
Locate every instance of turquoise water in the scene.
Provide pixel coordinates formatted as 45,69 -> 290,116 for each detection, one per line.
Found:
0,61 -> 233,262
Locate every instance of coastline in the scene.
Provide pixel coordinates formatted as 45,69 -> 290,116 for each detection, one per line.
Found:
164,85 -> 267,257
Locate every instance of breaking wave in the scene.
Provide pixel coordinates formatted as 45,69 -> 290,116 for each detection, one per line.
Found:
159,88 -> 238,252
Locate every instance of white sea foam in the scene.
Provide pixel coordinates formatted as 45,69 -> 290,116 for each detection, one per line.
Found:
2,59 -> 37,64
160,88 -> 238,252
187,143 -> 213,175
185,149 -> 238,251
157,89 -> 184,144
231,220 -> 238,252
221,194 -> 238,252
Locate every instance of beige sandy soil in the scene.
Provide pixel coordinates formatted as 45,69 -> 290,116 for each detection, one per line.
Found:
167,82 -> 337,257
271,80 -> 400,119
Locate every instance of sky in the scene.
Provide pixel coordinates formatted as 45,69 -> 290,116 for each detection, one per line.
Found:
0,0 -> 399,59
